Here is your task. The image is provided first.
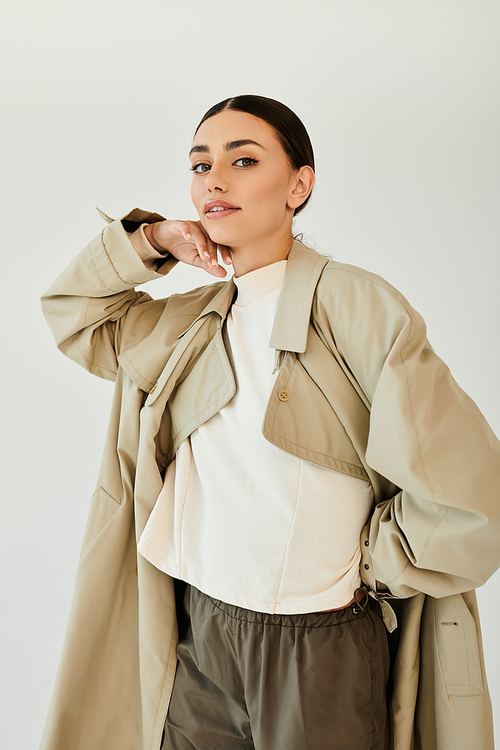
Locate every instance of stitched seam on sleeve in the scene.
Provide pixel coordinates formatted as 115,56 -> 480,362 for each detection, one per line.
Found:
77,296 -> 117,374
77,337 -> 117,374
85,230 -> 124,293
100,227 -> 143,288
385,558 -> 411,587
399,317 -> 435,501
119,351 -> 154,390
419,506 -> 450,561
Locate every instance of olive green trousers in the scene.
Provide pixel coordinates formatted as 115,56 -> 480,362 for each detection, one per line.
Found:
163,582 -> 390,750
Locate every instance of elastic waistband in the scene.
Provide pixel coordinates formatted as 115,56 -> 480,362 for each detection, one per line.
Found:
197,587 -> 371,629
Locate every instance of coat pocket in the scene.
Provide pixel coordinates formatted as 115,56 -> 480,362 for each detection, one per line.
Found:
434,594 -> 483,696
79,486 -> 121,562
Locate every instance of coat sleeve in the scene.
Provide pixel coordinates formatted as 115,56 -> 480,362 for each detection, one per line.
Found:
316,264 -> 500,599
41,210 -> 178,381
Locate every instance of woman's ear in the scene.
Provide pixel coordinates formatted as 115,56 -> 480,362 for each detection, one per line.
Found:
287,166 -> 315,210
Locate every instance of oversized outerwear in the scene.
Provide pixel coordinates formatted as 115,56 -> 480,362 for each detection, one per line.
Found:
40,209 -> 500,750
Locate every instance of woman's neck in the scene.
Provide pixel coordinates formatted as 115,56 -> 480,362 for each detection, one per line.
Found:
230,230 -> 294,278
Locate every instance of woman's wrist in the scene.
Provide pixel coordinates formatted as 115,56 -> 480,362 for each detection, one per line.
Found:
143,222 -> 168,253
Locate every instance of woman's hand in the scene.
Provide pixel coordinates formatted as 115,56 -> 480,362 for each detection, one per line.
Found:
144,220 -> 232,278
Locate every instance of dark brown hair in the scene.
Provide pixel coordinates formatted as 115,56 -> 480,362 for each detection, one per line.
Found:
195,95 -> 315,215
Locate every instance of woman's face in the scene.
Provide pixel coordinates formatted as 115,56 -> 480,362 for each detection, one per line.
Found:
190,110 -> 301,251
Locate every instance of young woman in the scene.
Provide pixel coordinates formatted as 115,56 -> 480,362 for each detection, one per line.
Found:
41,95 -> 499,750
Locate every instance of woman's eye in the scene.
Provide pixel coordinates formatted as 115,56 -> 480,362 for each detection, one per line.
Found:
190,163 -> 211,173
234,157 -> 257,167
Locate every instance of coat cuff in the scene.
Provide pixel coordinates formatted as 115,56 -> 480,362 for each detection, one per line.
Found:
96,206 -> 167,232
94,208 -> 177,289
96,219 -> 174,290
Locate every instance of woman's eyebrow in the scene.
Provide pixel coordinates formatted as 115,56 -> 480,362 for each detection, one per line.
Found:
189,139 -> 266,157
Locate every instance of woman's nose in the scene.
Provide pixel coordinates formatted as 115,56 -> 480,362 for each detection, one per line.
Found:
205,164 -> 227,192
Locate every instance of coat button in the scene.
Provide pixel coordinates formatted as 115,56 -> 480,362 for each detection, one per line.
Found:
278,390 -> 290,402
364,564 -> 370,570
364,540 -> 369,546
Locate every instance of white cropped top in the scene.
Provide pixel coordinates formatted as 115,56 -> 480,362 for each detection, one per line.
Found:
137,252 -> 373,614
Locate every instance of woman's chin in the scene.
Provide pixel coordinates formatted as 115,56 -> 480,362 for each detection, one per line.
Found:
205,227 -> 239,248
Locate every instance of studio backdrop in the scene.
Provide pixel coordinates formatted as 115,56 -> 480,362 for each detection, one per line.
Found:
1,2 -> 499,748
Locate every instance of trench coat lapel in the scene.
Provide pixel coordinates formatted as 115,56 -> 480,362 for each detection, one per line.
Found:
144,279 -> 237,406
118,240 -> 329,395
117,277 -> 237,394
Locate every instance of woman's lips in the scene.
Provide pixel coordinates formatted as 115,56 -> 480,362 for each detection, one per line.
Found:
204,200 -> 240,219
205,207 -> 240,219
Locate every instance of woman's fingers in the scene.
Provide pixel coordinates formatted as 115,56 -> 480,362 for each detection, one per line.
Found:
218,244 -> 233,266
150,219 -> 232,277
189,225 -> 233,275
189,224 -> 220,270
190,221 -> 233,268
183,225 -> 225,277
191,252 -> 227,277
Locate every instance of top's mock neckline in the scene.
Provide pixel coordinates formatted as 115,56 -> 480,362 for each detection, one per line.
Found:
233,260 -> 287,307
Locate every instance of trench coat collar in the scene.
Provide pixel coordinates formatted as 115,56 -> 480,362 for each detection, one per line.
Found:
269,240 -> 329,353
120,240 -> 329,391
177,240 -> 329,350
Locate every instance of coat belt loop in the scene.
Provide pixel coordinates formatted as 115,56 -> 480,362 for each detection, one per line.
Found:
366,587 -> 398,632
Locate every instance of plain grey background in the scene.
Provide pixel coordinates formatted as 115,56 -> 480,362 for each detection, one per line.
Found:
1,1 -> 499,747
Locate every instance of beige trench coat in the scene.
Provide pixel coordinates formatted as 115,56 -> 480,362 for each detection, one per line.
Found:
40,209 -> 500,750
